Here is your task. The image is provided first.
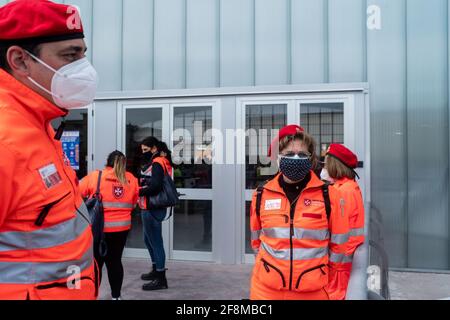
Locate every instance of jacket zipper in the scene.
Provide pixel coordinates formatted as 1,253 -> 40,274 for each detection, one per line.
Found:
35,191 -> 71,226
289,204 -> 295,291
295,264 -> 327,290
261,258 -> 286,288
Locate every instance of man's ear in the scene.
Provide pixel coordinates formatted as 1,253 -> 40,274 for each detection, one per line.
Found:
6,46 -> 33,77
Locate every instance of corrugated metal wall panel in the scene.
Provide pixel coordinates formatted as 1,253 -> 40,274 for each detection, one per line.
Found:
328,0 -> 366,83
92,0 -> 123,91
153,0 -> 185,89
255,0 -> 289,85
291,0 -> 327,84
367,0 -> 408,268
186,0 -> 219,88
219,0 -> 254,87
406,0 -> 449,269
123,0 -> 154,90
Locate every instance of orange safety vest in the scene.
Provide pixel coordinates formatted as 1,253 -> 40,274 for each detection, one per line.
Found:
138,157 -> 173,210
79,168 -> 139,233
0,69 -> 96,300
249,173 -> 351,300
331,177 -> 365,299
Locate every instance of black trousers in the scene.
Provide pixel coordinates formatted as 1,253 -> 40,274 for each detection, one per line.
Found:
94,231 -> 129,299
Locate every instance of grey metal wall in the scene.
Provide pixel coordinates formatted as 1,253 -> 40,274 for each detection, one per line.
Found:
1,0 -> 449,270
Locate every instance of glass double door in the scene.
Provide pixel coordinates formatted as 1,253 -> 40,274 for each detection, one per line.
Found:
122,102 -> 214,261
238,94 -> 365,262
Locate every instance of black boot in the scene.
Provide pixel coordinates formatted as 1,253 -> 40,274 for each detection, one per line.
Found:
142,270 -> 168,291
141,264 -> 157,281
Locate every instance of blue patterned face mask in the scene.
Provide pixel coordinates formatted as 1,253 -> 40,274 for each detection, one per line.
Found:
279,154 -> 312,182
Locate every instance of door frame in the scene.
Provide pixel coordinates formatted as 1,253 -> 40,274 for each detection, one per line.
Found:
236,92 -> 365,264
169,100 -> 221,262
118,98 -> 221,262
118,102 -> 171,259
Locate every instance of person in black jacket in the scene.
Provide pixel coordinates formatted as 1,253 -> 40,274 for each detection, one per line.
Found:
138,137 -> 173,291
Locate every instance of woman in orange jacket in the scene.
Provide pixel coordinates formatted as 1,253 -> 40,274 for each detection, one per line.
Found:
139,138 -> 174,291
320,144 -> 365,300
249,125 -> 351,300
79,151 -> 139,300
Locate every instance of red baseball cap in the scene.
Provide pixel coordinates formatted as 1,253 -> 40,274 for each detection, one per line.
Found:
0,0 -> 84,44
327,144 -> 358,169
268,124 -> 305,157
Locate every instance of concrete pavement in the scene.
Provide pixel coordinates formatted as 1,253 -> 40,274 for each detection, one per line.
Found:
99,258 -> 450,300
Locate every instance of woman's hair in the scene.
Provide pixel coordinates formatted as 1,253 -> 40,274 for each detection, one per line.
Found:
278,131 -> 319,170
141,136 -> 159,149
157,141 -> 175,168
106,151 -> 128,185
325,155 -> 356,180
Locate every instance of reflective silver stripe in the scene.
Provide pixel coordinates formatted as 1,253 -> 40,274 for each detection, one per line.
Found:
329,252 -> 354,263
350,228 -> 365,237
104,221 -> 132,228
261,242 -> 328,261
0,245 -> 94,284
251,230 -> 261,241
103,202 -> 135,209
262,228 -> 289,239
331,233 -> 350,245
0,209 -> 90,253
77,201 -> 91,224
262,227 -> 330,241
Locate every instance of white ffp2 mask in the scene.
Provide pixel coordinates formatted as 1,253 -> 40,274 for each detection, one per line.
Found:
26,51 -> 98,110
320,168 -> 335,183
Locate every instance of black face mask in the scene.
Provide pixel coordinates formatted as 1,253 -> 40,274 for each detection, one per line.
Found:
279,155 -> 312,182
142,151 -> 154,163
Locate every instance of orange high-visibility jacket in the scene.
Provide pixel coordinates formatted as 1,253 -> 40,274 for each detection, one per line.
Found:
0,69 -> 96,300
138,157 -> 173,210
249,173 -> 351,300
333,178 -> 365,254
79,168 -> 139,233
331,177 -> 365,299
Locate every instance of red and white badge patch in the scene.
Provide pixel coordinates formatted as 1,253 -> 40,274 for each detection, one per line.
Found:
304,199 -> 324,207
38,163 -> 63,189
113,185 -> 124,199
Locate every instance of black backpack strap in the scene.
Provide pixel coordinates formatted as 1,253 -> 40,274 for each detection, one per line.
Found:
255,182 -> 268,217
322,182 -> 332,220
95,171 -> 102,196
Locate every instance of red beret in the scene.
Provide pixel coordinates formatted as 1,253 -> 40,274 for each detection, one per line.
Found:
268,125 -> 305,157
327,144 -> 358,169
0,0 -> 84,44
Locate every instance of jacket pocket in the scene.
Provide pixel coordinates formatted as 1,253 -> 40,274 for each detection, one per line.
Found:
34,276 -> 96,300
295,264 -> 328,292
35,191 -> 71,226
257,258 -> 286,290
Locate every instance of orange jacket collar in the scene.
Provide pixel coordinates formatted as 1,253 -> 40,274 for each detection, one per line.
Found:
0,69 -> 67,124
334,177 -> 354,187
264,171 -> 325,195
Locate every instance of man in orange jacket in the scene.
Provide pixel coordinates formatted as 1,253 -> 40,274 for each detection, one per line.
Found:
0,0 -> 98,300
